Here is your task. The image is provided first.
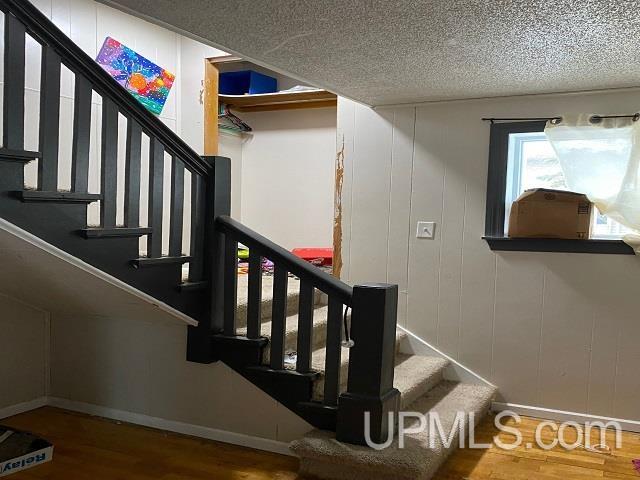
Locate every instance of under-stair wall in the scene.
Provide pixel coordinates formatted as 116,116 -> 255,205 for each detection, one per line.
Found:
0,294 -> 48,413
338,91 -> 640,423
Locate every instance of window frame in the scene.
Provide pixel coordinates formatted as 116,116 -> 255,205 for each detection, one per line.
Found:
483,121 -> 634,255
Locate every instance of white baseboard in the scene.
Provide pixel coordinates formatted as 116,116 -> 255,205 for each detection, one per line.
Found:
492,401 -> 640,433
397,326 -> 496,388
46,397 -> 293,456
0,397 -> 48,420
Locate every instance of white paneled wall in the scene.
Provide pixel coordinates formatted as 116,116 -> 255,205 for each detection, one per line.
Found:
0,0 -> 225,253
339,89 -> 640,421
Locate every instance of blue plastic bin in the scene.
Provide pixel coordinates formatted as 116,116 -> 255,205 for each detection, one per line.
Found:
219,70 -> 277,95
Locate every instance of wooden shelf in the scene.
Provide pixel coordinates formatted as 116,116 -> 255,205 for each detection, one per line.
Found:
219,89 -> 337,112
483,236 -> 634,255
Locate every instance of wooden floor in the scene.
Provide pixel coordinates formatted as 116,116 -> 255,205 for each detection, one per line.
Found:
2,407 -> 639,479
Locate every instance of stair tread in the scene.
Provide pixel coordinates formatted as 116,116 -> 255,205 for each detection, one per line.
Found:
237,304 -> 329,354
393,354 -> 450,409
311,330 -> 407,399
236,273 -> 325,328
291,381 -> 497,480
17,190 -> 102,203
81,227 -> 152,238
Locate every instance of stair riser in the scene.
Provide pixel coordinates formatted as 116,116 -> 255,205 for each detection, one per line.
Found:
312,334 -> 405,401
261,318 -> 328,365
235,287 -> 324,329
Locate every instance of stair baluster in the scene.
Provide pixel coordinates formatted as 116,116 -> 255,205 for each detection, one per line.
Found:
295,281 -> 314,373
169,157 -> 184,257
222,235 -> 238,335
246,249 -> 263,339
322,297 -> 343,406
38,44 -> 62,191
124,119 -> 142,227
147,138 -> 164,257
3,13 -> 26,153
269,264 -> 288,370
100,98 -> 119,228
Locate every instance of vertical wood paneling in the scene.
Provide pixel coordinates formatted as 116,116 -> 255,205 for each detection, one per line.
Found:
405,107 -> 446,344
348,106 -> 394,284
386,107 -> 415,328
538,256 -> 594,413
430,107 -> 467,358
458,105 -> 498,380
492,254 -> 545,405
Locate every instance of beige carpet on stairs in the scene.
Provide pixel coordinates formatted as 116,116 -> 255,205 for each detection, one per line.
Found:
234,273 -> 497,480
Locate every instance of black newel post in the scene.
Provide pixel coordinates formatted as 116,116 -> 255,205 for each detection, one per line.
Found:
336,283 -> 400,445
187,156 -> 231,363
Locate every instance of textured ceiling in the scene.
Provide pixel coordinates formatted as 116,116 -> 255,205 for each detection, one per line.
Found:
102,0 -> 640,106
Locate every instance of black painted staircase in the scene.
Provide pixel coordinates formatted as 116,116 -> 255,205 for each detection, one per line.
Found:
0,0 -> 405,446
0,5 -> 498,474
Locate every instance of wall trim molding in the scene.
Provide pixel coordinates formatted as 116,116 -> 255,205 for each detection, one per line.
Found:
0,218 -> 197,327
397,326 -> 496,388
492,402 -> 640,434
46,397 -> 293,456
0,397 -> 48,420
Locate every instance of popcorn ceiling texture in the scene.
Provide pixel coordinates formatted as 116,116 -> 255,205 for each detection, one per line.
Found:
101,0 -> 640,106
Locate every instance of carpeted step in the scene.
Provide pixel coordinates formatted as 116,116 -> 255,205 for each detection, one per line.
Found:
311,330 -> 418,400
235,274 -> 325,328
291,381 -> 497,480
237,305 -> 330,363
394,354 -> 450,409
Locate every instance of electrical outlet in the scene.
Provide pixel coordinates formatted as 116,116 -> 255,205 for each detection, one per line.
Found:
416,221 -> 436,239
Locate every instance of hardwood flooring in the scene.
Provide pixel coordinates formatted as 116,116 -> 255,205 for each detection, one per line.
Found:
2,407 -> 639,479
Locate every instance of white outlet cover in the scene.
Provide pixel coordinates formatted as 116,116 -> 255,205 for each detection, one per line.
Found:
416,221 -> 436,239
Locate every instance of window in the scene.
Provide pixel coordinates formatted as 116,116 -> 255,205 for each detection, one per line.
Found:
484,121 -> 634,254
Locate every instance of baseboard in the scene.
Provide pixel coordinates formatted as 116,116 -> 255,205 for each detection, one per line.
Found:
47,397 -> 293,456
492,401 -> 640,433
397,326 -> 496,388
0,397 -> 48,420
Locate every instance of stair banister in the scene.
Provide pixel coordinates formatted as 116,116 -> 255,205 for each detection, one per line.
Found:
0,0 -> 209,177
336,284 -> 400,445
187,156 -> 231,364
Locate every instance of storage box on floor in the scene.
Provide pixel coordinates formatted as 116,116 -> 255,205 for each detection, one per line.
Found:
508,188 -> 593,239
0,427 -> 53,477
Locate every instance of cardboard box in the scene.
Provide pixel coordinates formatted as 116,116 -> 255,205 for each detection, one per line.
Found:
0,427 -> 53,477
508,188 -> 592,239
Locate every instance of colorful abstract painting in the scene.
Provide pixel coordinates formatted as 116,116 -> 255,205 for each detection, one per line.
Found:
96,37 -> 175,115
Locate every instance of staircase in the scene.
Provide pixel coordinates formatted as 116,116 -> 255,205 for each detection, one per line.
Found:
0,1 -> 496,479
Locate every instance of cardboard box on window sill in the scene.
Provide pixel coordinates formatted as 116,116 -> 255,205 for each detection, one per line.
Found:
508,188 -> 593,240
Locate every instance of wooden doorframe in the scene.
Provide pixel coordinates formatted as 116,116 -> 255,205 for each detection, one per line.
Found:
203,58 -> 219,156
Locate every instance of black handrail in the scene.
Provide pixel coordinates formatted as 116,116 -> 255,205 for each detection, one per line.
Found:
216,215 -> 353,306
0,0 -> 210,178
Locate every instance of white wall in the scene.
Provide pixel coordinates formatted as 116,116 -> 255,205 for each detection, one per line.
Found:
339,89 -> 640,422
239,107 -> 337,250
0,295 -> 48,411
49,312 -> 311,443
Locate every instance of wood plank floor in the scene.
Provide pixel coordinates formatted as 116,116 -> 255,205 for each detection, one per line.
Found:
2,407 -> 639,479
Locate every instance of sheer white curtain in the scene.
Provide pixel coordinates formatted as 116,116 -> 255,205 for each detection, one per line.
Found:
545,114 -> 640,252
